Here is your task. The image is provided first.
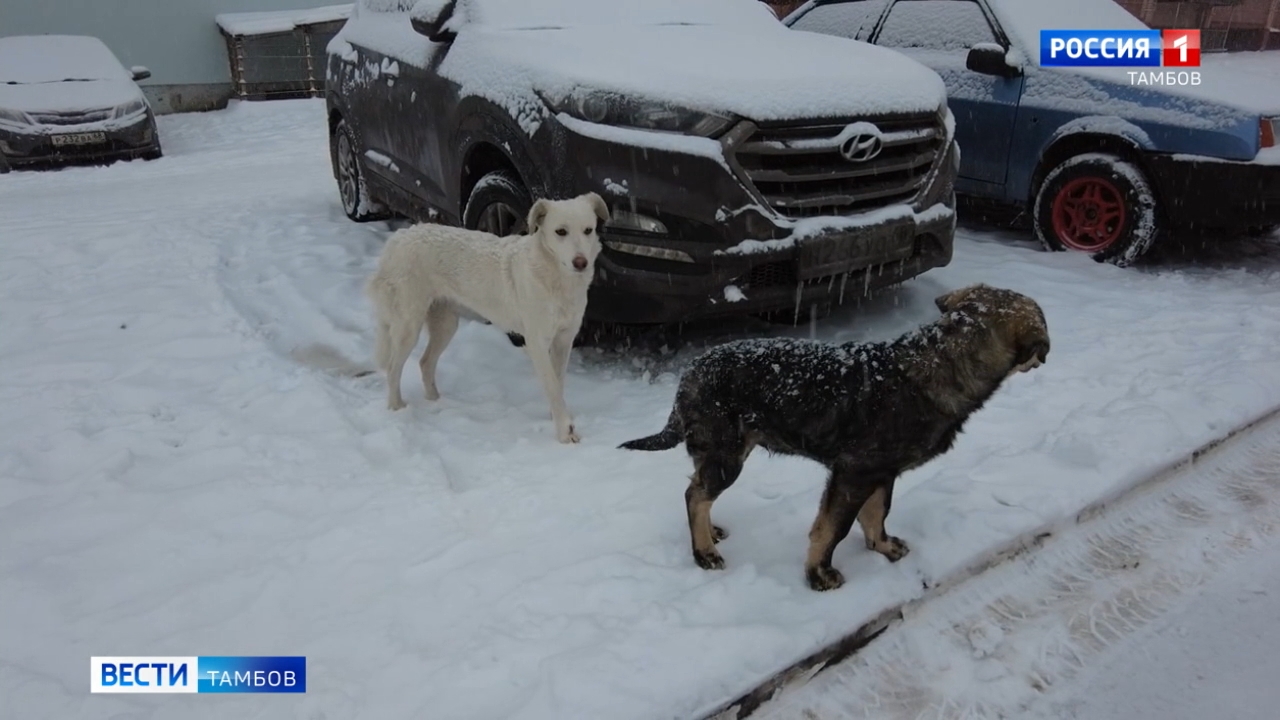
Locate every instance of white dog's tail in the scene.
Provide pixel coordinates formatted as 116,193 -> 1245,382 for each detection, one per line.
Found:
373,320 -> 391,370
367,276 -> 392,370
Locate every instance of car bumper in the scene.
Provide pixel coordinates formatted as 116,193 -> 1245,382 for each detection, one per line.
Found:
546,116 -> 959,325
1145,152 -> 1280,229
0,116 -> 159,168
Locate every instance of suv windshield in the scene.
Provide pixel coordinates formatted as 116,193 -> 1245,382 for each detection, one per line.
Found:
461,0 -> 779,30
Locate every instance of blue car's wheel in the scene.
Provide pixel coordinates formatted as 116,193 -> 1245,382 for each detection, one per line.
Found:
1034,153 -> 1158,268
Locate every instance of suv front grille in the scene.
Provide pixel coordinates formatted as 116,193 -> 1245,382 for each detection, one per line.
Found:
30,109 -> 114,126
731,114 -> 943,219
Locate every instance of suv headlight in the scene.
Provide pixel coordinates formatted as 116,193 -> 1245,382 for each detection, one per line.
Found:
0,107 -> 33,128
113,99 -> 148,120
543,90 -> 734,138
938,102 -> 954,138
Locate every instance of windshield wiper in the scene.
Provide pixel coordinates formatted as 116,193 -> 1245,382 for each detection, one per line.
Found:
2,78 -> 102,85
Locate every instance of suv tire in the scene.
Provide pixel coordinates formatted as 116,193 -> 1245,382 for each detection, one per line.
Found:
1033,152 -> 1158,267
332,119 -> 387,222
463,170 -> 531,236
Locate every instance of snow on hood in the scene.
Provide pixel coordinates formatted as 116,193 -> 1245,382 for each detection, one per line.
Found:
0,35 -> 132,85
337,3 -> 946,126
436,23 -> 946,123
0,79 -> 144,114
1174,51 -> 1280,116
1018,56 -> 1280,123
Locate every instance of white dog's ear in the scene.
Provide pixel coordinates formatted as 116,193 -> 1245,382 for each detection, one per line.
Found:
583,192 -> 610,223
526,199 -> 551,234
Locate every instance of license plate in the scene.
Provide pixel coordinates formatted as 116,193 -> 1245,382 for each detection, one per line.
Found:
51,132 -> 106,147
797,222 -> 915,280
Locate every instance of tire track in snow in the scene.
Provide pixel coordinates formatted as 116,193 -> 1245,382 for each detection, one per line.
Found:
743,411 -> 1280,720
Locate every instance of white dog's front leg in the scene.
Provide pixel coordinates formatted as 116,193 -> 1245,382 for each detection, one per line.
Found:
551,329 -> 574,385
551,330 -> 577,437
525,340 -> 578,444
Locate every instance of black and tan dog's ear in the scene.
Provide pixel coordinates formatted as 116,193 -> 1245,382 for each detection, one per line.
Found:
934,287 -> 966,313
526,198 -> 551,234
583,192 -> 610,223
934,283 -> 995,313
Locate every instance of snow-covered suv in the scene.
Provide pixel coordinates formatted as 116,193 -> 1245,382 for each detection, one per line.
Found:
326,0 -> 959,325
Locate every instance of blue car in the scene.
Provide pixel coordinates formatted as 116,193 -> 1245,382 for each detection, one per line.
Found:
784,0 -> 1280,266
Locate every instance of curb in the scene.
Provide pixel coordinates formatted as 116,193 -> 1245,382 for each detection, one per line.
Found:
699,403 -> 1280,720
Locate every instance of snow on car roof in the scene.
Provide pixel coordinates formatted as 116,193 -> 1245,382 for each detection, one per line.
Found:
0,35 -> 131,84
216,4 -> 354,37
455,0 -> 779,30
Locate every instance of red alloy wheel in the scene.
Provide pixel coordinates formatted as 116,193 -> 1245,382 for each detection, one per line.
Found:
1050,176 -> 1127,252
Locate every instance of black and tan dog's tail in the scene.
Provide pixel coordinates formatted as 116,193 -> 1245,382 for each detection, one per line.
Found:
619,409 -> 683,451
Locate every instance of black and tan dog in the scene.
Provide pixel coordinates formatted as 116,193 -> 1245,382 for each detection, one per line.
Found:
620,284 -> 1050,591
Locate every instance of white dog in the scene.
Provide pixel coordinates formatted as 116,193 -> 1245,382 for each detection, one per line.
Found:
366,193 -> 608,443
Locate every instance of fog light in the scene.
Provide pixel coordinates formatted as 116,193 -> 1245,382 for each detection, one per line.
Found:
0,141 -> 12,154
607,209 -> 668,234
604,240 -> 694,263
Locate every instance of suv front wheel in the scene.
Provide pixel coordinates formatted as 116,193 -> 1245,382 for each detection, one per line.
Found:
463,170 -> 531,236
331,119 -> 386,222
1033,152 -> 1158,267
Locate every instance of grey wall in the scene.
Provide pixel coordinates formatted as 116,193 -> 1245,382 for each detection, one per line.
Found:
0,0 -> 340,112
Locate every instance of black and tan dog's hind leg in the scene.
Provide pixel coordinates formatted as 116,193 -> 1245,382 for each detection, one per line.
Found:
804,470 -> 903,591
684,446 -> 746,571
857,478 -> 910,562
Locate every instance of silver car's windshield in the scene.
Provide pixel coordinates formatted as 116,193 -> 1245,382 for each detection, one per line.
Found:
0,35 -> 131,85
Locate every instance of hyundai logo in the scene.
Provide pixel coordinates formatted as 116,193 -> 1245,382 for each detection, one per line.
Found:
839,131 -> 883,163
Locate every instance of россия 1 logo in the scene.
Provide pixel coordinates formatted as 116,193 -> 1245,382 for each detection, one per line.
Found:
1040,29 -> 1201,67
90,656 -> 306,694
1040,29 -> 1201,85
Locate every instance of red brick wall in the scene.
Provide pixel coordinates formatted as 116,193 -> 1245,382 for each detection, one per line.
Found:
760,0 -> 805,20
1125,0 -> 1280,51
1120,0 -> 1279,30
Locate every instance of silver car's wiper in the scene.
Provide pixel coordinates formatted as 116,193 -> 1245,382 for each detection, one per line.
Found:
1,78 -> 101,85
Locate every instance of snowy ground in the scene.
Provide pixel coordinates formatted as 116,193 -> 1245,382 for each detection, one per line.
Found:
1043,516 -> 1280,720
752,411 -> 1280,720
2,98 -> 1279,720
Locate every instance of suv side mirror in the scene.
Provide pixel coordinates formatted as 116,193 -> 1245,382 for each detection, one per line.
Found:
410,0 -> 459,43
131,66 -> 152,81
966,43 -> 1019,78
